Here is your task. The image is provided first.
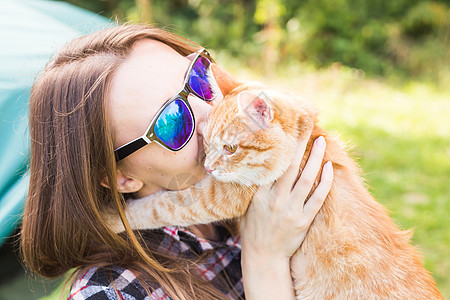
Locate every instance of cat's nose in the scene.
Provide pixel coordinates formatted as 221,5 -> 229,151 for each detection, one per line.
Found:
205,166 -> 214,174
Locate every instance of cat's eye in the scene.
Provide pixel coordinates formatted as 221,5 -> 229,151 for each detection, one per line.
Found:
224,144 -> 238,154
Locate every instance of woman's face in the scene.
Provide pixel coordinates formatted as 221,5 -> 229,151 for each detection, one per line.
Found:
107,39 -> 222,198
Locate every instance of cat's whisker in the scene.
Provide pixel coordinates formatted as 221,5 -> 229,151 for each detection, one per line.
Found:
235,174 -> 259,190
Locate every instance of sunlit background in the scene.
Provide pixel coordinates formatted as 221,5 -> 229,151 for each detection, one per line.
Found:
0,0 -> 449,299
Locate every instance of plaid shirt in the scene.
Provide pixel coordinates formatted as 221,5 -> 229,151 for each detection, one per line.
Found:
68,225 -> 244,300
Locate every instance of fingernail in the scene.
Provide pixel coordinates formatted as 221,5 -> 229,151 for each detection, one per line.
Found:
316,136 -> 326,148
324,161 -> 333,173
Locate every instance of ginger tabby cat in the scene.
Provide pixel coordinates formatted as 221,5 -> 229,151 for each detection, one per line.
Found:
105,67 -> 443,299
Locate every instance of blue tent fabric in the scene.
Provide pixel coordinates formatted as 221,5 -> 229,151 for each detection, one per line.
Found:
0,0 -> 112,245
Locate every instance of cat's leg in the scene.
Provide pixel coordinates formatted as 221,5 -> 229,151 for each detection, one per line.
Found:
104,176 -> 253,232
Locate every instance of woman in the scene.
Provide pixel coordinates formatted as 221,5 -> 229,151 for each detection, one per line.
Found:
21,25 -> 333,299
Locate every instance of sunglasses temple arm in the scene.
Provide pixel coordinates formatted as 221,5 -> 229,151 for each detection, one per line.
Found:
114,137 -> 148,161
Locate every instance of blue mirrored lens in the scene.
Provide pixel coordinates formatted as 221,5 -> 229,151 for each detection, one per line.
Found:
154,99 -> 194,150
189,57 -> 214,100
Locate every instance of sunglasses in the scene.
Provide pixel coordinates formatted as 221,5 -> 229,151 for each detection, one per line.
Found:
114,49 -> 217,161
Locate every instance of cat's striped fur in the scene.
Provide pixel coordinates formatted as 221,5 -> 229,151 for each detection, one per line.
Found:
105,80 -> 443,299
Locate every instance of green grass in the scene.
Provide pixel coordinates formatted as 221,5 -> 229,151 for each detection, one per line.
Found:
256,66 -> 450,298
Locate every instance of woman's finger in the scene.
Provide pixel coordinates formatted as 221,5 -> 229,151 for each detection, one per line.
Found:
303,161 -> 333,220
291,136 -> 326,207
273,128 -> 313,192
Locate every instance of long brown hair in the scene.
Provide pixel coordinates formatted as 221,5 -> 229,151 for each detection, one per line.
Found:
21,24 -> 235,299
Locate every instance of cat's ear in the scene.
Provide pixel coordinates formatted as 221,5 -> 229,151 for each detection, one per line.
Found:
237,91 -> 274,129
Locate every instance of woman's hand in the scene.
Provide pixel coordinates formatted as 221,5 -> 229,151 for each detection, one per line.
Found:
240,134 -> 334,300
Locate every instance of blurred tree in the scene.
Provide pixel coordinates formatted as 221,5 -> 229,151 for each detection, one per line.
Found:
254,0 -> 285,76
63,0 -> 449,80
136,0 -> 152,23
402,1 -> 448,38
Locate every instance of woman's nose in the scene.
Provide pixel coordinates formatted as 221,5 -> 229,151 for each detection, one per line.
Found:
197,120 -> 207,136
188,94 -> 211,136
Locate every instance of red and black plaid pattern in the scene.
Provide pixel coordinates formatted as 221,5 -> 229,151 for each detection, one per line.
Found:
68,225 -> 244,299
